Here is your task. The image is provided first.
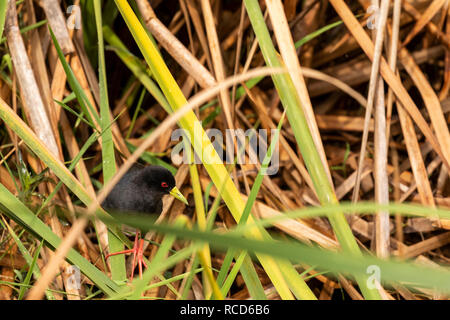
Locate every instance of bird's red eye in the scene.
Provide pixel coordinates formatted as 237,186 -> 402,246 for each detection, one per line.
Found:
161,182 -> 168,188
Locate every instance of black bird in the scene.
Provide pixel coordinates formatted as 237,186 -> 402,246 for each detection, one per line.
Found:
102,165 -> 187,279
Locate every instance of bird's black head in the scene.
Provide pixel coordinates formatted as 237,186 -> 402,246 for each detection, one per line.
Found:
139,166 -> 176,194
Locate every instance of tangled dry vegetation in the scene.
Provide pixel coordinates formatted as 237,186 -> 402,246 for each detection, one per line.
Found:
0,0 -> 449,300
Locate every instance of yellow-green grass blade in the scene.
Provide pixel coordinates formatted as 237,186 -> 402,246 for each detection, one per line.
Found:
207,181 -> 268,299
293,19 -> 344,49
0,182 -> 120,296
189,162 -> 217,299
0,0 -> 7,40
107,212 -> 450,294
55,98 -> 97,131
235,254 -> 267,300
188,157 -> 226,299
243,0 -> 380,299
94,0 -> 126,283
217,112 -> 285,297
197,248 -> 223,300
220,251 -> 246,297
241,111 -> 285,226
114,0 -> 313,300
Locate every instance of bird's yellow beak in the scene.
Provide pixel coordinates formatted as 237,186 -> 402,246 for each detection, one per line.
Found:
169,187 -> 188,205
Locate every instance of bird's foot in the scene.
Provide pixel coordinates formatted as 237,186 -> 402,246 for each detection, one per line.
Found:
133,238 -> 148,280
105,238 -> 148,281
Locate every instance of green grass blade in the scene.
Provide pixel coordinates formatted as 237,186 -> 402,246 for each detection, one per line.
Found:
93,0 -> 126,283
49,28 -> 99,127
0,0 -> 7,40
180,254 -> 200,300
0,183 -> 120,296
189,162 -> 217,299
294,19 -> 343,49
18,240 -> 44,300
54,100 -> 97,130
216,248 -> 236,288
235,254 -> 267,299
109,227 -> 200,300
0,19 -> 48,45
110,245 -> 197,299
144,268 -> 203,293
220,251 -> 246,297
130,234 -> 178,299
241,111 -> 285,225
126,87 -> 145,139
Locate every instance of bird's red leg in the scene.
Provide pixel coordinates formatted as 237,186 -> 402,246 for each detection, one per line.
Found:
104,248 -> 135,259
135,238 -> 149,279
137,239 -> 143,278
130,231 -> 140,281
105,230 -> 143,281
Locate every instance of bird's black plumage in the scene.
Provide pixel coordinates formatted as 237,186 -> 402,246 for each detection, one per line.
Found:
102,165 -> 176,215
